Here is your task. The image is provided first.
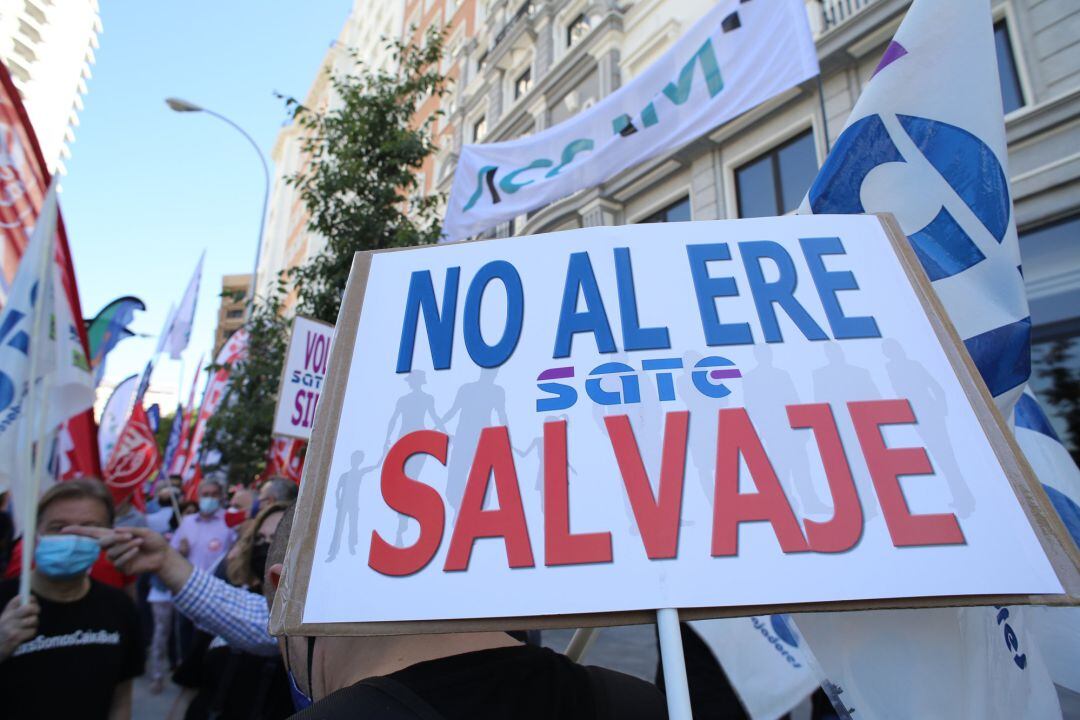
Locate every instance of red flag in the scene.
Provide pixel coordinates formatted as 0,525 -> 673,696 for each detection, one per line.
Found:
258,436 -> 306,486
103,404 -> 159,509
180,330 -> 248,497
0,62 -> 100,479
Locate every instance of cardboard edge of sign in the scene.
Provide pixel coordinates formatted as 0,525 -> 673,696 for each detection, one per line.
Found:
270,315 -> 336,442
270,213 -> 1080,639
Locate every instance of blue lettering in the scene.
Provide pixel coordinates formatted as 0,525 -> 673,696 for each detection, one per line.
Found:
396,268 -> 460,373
686,243 -> 753,346
800,236 -> 881,339
554,252 -> 617,358
614,247 -> 670,352
585,362 -> 641,405
740,241 -> 828,343
463,261 -> 524,368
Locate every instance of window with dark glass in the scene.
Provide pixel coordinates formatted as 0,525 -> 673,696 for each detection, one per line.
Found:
514,68 -> 532,100
994,20 -> 1024,114
735,130 -> 817,218
639,196 -> 691,224
473,115 -> 487,142
567,13 -> 590,47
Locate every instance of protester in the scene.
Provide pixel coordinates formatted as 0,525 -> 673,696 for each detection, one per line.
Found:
263,506 -> 667,719
0,479 -> 145,720
171,479 -> 234,662
259,477 -> 299,506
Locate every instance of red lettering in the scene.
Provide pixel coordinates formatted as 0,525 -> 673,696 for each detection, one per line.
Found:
369,430 -> 448,576
712,408 -> 809,556
849,400 -> 964,547
605,412 -> 688,559
444,427 -> 535,571
787,403 -> 862,553
543,420 -> 611,566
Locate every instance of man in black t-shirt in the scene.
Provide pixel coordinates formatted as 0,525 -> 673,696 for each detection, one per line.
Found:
0,479 -> 144,720
257,505 -> 667,720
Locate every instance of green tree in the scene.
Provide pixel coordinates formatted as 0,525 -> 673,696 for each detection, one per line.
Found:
203,30 -> 446,485
286,28 -> 447,322
203,279 -> 291,486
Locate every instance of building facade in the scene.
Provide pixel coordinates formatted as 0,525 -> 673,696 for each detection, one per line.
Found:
213,273 -> 252,355
256,0 -> 405,305
431,0 -> 1080,441
0,0 -> 101,174
256,0 -> 1079,440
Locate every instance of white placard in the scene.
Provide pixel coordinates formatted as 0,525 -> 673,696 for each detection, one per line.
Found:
295,215 -> 1066,628
273,316 -> 334,440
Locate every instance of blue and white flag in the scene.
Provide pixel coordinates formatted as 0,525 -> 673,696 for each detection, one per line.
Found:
795,0 -> 1074,715
0,182 -> 95,510
442,0 -> 818,240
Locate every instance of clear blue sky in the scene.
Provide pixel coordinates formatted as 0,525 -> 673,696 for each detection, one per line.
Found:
60,0 -> 353,406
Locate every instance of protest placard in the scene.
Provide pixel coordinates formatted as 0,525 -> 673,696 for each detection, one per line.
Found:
273,316 -> 335,440
272,214 -> 1079,637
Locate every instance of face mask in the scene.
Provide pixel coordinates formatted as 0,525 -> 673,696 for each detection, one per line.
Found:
199,497 -> 220,515
249,541 -> 269,584
35,535 -> 100,578
284,636 -> 315,710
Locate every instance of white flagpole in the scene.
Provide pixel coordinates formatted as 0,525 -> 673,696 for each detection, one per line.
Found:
657,608 -> 693,719
565,627 -> 598,662
18,185 -> 58,604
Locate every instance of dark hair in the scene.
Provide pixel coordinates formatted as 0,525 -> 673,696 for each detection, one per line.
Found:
261,477 -> 298,503
36,478 -> 115,528
227,502 -> 290,589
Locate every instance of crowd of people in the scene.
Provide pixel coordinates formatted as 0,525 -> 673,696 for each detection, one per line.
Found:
0,475 -> 840,719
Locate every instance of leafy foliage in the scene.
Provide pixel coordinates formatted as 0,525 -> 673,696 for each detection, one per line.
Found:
286,28 -> 447,322
204,280 -> 291,485
203,30 -> 446,485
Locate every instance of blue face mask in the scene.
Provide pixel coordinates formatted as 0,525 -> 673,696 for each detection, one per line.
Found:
35,535 -> 100,578
199,497 -> 220,515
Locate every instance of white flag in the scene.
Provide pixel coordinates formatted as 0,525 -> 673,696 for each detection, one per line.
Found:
691,616 -> 817,720
0,182 -> 95,495
167,252 -> 203,360
795,0 -> 1067,716
442,0 -> 818,241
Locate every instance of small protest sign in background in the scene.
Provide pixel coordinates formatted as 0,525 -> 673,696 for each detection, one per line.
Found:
273,316 -> 334,440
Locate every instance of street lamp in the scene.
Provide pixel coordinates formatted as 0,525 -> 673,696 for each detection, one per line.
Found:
165,97 -> 270,312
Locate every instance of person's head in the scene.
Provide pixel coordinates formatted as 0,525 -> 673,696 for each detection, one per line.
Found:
35,478 -> 114,580
259,476 -> 299,506
198,480 -> 224,516
227,502 -> 289,591
263,503 -> 312,706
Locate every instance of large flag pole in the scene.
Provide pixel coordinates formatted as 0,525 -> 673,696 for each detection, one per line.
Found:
18,183 -> 58,604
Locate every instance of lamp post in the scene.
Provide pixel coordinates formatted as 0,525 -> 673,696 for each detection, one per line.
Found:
165,97 -> 270,312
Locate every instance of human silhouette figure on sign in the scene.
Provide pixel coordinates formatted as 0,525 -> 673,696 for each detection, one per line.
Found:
882,339 -> 974,517
441,368 -> 508,515
745,345 -> 829,516
678,351 -> 727,506
514,414 -> 576,511
326,450 -> 377,562
812,342 -> 882,519
384,371 -> 445,545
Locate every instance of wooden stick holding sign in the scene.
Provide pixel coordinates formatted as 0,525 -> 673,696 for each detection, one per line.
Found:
270,214 -> 1077,661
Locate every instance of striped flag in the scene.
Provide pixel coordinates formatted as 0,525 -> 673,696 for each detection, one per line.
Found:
794,0 -> 1075,715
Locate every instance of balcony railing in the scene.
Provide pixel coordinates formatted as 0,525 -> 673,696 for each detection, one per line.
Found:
821,0 -> 879,30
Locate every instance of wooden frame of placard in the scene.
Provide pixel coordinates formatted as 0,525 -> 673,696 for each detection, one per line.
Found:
270,212 -> 1080,639
271,314 -> 336,441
